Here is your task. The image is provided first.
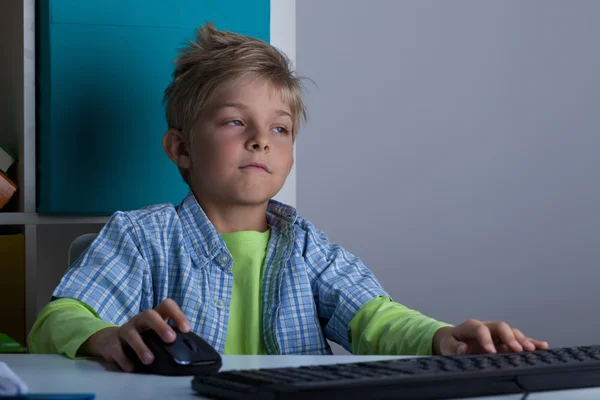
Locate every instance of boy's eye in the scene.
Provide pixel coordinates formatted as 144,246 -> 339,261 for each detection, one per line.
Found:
226,120 -> 243,126
271,126 -> 290,135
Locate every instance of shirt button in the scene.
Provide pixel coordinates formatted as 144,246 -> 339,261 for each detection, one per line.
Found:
217,254 -> 230,266
215,299 -> 225,309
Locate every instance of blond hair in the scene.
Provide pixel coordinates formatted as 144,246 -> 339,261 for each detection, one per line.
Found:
163,23 -> 307,183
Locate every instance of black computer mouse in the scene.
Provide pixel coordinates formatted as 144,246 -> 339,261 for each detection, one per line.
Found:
124,328 -> 222,376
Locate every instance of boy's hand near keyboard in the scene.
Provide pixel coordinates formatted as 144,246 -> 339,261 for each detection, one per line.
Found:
81,298 -> 190,372
433,319 -> 549,356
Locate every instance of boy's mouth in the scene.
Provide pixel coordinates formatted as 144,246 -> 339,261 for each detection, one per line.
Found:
240,162 -> 271,173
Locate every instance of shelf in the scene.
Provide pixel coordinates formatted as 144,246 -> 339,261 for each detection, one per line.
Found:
0,212 -> 109,225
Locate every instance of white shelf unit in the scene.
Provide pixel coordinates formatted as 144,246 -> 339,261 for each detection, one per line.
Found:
0,213 -> 109,226
0,0 -> 108,339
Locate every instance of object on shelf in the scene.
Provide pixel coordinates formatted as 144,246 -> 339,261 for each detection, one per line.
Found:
0,144 -> 17,210
0,333 -> 26,353
0,170 -> 17,210
0,145 -> 16,175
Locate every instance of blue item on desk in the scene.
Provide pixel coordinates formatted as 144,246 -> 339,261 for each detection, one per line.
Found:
0,395 -> 95,399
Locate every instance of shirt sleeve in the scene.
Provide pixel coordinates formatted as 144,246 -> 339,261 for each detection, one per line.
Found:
349,296 -> 453,356
27,298 -> 116,359
302,223 -> 389,352
52,211 -> 152,325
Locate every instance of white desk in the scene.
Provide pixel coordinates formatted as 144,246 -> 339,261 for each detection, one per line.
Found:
1,354 -> 600,399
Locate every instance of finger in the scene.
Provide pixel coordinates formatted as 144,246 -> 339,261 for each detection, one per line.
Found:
512,328 -> 534,351
454,320 -> 496,353
487,322 -> 522,352
513,329 -> 548,351
527,337 -> 549,350
512,328 -> 527,342
132,310 -> 176,343
475,325 -> 497,353
155,298 -> 191,332
120,326 -> 154,365
110,342 -> 134,372
441,335 -> 468,356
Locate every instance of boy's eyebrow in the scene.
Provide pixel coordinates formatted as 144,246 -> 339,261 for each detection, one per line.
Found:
274,109 -> 293,119
220,102 -> 248,110
218,102 -> 293,119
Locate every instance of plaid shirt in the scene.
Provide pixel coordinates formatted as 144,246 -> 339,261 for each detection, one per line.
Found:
53,192 -> 388,354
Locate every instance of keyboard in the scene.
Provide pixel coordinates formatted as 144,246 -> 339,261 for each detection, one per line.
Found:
191,345 -> 600,400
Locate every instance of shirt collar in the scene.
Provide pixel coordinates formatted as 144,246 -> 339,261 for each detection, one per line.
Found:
176,191 -> 297,265
266,198 -> 297,229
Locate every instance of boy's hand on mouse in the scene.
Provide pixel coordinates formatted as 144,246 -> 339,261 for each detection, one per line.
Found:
432,319 -> 549,356
82,298 -> 190,372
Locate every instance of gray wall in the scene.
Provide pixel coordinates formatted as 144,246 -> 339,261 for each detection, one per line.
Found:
296,0 -> 600,353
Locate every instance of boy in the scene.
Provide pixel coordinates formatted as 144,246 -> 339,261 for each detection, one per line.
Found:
29,23 -> 547,372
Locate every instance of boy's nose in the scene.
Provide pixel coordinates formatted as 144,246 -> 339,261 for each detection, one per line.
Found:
246,132 -> 270,153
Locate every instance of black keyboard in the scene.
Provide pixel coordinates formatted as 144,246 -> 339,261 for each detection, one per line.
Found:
191,345 -> 600,400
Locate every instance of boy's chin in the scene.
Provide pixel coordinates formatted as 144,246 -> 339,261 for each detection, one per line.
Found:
234,194 -> 276,207
231,185 -> 285,206
220,189 -> 276,207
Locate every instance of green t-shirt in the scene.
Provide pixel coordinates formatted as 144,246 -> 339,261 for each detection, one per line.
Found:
28,230 -> 450,357
27,297 -> 115,359
221,229 -> 270,355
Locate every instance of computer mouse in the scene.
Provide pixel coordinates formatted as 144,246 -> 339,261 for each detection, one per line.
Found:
124,328 -> 222,376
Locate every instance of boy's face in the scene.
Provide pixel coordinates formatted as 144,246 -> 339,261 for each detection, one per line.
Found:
187,77 -> 294,207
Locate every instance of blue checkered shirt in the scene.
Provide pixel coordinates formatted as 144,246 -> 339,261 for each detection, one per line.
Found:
53,192 -> 388,354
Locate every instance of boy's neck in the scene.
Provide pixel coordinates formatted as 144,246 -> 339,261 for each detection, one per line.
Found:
194,195 -> 269,233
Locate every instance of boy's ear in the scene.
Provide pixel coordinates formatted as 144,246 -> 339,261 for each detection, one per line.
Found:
162,129 -> 192,169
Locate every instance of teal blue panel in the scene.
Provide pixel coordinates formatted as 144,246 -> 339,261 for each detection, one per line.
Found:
37,0 -> 270,215
50,0 -> 270,36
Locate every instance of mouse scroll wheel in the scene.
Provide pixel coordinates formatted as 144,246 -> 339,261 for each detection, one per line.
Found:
183,337 -> 197,352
